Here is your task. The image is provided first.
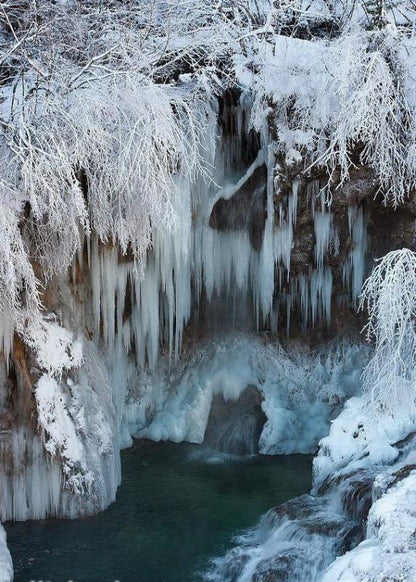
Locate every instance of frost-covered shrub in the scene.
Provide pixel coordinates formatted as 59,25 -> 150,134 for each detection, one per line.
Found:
313,250 -> 416,484
0,203 -> 39,363
360,248 -> 416,409
3,79 -> 211,273
0,0 -> 227,352
246,25 -> 416,206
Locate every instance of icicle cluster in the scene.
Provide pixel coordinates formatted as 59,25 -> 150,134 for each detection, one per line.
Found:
83,94 -> 370,377
0,0 -> 414,367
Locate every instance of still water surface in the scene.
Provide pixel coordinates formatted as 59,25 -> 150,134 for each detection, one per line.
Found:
5,440 -> 311,582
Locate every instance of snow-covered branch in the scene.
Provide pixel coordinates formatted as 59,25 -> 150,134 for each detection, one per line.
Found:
1,0 -> 416,364
360,249 -> 416,409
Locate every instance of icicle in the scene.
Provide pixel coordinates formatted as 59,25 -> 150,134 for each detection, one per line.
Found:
256,142 -> 276,320
314,210 -> 332,269
286,292 -> 292,336
0,309 -> 14,370
90,236 -> 102,339
308,180 -> 320,218
344,206 -> 368,304
288,179 -> 299,227
273,179 -> 298,280
299,274 -> 309,330
310,268 -> 333,326
85,95 -> 350,389
274,222 -> 293,274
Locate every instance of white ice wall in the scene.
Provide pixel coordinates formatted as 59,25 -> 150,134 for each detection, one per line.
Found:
129,333 -> 368,455
0,327 -> 120,522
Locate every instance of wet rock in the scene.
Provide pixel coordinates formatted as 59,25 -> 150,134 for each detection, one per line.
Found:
210,164 -> 267,251
269,494 -> 322,522
219,548 -> 252,581
339,474 -> 374,521
204,386 -> 266,455
252,554 -> 299,582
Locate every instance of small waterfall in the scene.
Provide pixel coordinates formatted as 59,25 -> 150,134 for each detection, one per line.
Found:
205,467 -> 377,581
206,430 -> 416,582
216,414 -> 260,456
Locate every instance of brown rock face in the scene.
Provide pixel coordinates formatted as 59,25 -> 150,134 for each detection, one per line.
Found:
207,90 -> 416,339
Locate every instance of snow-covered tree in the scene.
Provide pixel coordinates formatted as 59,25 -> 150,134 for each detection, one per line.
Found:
360,249 -> 416,409
1,0 -> 416,362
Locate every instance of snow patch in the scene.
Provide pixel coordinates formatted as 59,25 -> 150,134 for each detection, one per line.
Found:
313,396 -> 416,489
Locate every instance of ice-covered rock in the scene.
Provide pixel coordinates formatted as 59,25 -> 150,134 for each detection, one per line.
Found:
322,466 -> 416,582
132,333 -> 368,456
0,523 -> 13,582
313,396 -> 416,489
0,325 -> 120,521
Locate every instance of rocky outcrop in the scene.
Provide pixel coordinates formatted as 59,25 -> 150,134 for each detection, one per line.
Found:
0,277 -> 120,522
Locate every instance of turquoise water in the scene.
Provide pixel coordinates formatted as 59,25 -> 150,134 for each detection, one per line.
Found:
5,440 -> 311,582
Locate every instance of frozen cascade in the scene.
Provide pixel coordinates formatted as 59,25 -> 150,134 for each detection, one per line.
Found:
0,93 -> 373,530
1,7 -> 416,580
310,268 -> 333,326
0,428 -> 64,521
314,210 -> 332,270
70,94 -> 375,481
0,310 -> 14,372
84,94 -> 372,385
0,324 -> 120,522
130,333 -> 368,455
343,206 -> 368,304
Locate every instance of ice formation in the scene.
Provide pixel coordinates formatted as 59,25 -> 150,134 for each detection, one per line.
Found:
129,333 -> 368,455
313,397 -> 416,488
322,469 -> 416,581
83,96 -> 371,382
0,317 -> 120,521
1,3 -> 416,580
0,523 -> 13,582
0,80 -> 374,528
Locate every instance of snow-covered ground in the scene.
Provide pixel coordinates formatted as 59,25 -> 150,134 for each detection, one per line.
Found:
313,397 -> 416,488
319,407 -> 416,581
323,469 -> 416,581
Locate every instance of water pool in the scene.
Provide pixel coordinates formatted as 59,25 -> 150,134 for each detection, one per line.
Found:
5,440 -> 311,582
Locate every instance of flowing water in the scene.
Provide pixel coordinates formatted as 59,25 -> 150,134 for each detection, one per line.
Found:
5,440 -> 311,582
